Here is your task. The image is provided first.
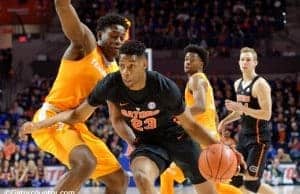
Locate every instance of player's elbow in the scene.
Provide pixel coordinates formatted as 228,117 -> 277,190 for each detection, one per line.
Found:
190,105 -> 205,115
66,110 -> 84,124
182,120 -> 199,137
263,112 -> 272,121
197,104 -> 206,113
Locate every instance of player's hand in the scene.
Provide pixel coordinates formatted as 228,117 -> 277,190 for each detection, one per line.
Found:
125,144 -> 135,156
225,100 -> 244,114
219,142 -> 247,174
231,146 -> 247,174
19,122 -> 37,140
220,135 -> 235,146
217,120 -> 226,134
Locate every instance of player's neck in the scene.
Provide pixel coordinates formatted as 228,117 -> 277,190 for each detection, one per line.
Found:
130,72 -> 147,91
188,70 -> 203,78
242,71 -> 257,81
99,46 -> 115,62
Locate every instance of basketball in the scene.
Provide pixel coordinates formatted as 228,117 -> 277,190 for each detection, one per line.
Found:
198,144 -> 238,183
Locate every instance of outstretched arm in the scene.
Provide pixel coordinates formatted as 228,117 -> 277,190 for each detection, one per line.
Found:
107,101 -> 136,146
20,100 -> 97,137
55,0 -> 96,52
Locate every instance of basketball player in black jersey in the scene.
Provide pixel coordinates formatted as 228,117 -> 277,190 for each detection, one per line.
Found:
21,40 -> 218,194
218,47 -> 276,194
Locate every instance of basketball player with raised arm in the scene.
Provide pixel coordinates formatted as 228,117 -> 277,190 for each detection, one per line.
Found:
21,40 -> 219,194
19,0 -> 130,193
218,47 -> 276,194
160,44 -> 242,194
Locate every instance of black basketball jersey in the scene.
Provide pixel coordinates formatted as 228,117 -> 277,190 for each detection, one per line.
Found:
88,71 -> 186,143
236,76 -> 270,139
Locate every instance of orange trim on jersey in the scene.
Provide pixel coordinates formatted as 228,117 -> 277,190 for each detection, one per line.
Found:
256,120 -> 260,143
255,143 -> 266,177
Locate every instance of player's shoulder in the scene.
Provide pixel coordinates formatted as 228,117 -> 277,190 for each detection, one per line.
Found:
148,71 -> 176,87
234,78 -> 242,85
148,71 -> 181,95
188,73 -> 207,89
190,72 -> 203,81
254,76 -> 270,89
234,78 -> 242,90
100,71 -> 121,86
106,70 -> 121,79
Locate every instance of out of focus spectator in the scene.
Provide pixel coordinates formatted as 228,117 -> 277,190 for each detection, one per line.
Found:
77,0 -> 286,54
3,138 -> 16,160
268,158 -> 284,185
289,137 -> 300,161
275,148 -> 292,163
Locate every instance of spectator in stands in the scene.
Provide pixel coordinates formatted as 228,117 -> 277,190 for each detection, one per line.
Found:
76,0 -> 286,52
19,149 -> 28,161
267,144 -> 277,162
292,161 -> 300,184
3,138 -> 16,160
18,160 -> 39,187
275,148 -> 292,163
290,121 -> 299,140
1,159 -> 14,187
0,120 -> 11,142
36,158 -> 49,187
27,142 -> 38,160
269,158 -> 284,185
288,137 -> 300,161
11,160 -> 20,186
276,122 -> 288,149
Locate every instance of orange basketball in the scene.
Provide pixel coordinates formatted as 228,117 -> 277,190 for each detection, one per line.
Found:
198,143 -> 238,183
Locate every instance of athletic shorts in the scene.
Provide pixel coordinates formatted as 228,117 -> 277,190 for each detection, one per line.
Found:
236,133 -> 270,177
32,103 -> 121,179
130,134 -> 206,184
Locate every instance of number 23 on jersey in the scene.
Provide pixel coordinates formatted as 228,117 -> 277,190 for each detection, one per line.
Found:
131,117 -> 157,131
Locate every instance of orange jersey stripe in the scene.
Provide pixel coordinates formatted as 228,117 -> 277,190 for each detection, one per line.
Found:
45,47 -> 119,110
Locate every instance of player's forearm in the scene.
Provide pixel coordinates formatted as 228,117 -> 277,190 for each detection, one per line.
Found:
182,121 -> 218,146
189,105 -> 205,115
221,111 -> 241,125
55,0 -> 85,43
242,107 -> 271,121
33,109 -> 88,130
111,120 -> 136,145
55,0 -> 71,6
33,110 -> 74,129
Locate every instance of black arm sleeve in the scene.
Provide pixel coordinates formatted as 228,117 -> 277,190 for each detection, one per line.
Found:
87,73 -> 115,106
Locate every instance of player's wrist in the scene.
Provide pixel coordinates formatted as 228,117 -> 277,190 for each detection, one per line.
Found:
241,105 -> 248,115
132,137 -> 140,146
128,137 -> 139,147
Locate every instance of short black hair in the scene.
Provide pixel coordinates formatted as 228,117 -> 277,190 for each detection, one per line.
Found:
119,40 -> 146,56
96,13 -> 129,32
184,44 -> 209,69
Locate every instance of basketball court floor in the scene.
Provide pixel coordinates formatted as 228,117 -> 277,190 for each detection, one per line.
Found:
0,185 -> 299,194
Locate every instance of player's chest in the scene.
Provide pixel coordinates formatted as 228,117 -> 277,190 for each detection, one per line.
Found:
118,98 -> 163,132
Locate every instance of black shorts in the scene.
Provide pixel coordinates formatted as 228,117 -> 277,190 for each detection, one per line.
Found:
236,133 -> 270,177
130,135 -> 206,184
